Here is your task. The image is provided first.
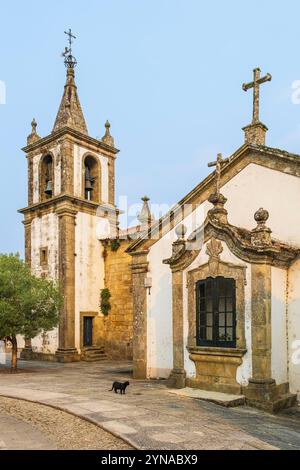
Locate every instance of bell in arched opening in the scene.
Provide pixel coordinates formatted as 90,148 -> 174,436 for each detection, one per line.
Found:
84,164 -> 94,200
44,161 -> 53,196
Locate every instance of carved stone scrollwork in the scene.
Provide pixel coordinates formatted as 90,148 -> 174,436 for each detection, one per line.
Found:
206,237 -> 223,276
163,224 -> 200,273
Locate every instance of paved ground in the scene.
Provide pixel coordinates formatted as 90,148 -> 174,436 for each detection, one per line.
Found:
0,359 -> 300,450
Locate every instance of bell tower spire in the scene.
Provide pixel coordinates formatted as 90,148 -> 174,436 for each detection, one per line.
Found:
20,30 -> 119,364
53,29 -> 88,135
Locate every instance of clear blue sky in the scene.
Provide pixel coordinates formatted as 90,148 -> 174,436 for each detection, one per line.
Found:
1,0 -> 300,256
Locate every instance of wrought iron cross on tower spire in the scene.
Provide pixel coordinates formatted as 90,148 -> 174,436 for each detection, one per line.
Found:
242,68 -> 272,124
62,28 -> 77,68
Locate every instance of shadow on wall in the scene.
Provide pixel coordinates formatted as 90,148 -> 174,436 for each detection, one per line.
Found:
148,270 -> 173,379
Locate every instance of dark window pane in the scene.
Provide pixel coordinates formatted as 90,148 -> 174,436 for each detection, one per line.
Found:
226,297 -> 233,311
206,280 -> 212,296
200,298 -> 205,311
199,283 -> 205,298
199,329 -> 206,341
226,328 -> 233,341
219,279 -> 226,297
218,327 -> 226,341
219,312 -> 225,327
206,327 -> 213,341
206,297 -> 213,312
226,312 -> 233,327
219,297 -> 225,312
226,281 -> 234,297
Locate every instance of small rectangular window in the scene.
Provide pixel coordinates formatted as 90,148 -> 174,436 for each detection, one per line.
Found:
40,247 -> 48,267
196,277 -> 236,348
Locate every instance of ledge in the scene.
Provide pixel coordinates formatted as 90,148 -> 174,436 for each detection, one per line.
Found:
18,194 -> 119,216
188,346 -> 247,358
22,126 -> 119,155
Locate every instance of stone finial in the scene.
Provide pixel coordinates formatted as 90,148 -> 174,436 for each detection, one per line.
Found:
254,207 -> 269,225
27,118 -> 40,144
101,120 -> 115,147
31,118 -> 37,133
207,192 -> 228,225
251,208 -> 272,246
171,224 -> 187,258
138,196 -> 153,225
175,224 -> 187,241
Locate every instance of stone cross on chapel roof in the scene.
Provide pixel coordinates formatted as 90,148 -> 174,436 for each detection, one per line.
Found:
208,153 -> 229,197
242,67 -> 272,125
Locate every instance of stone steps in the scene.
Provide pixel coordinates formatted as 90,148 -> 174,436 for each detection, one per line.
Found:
273,393 -> 298,413
81,347 -> 107,362
167,387 -> 246,407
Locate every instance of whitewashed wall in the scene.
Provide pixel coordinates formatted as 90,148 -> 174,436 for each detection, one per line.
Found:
147,237 -> 173,378
222,163 -> 300,245
146,163 -> 300,387
74,212 -> 105,351
271,267 -> 288,385
30,329 -> 58,355
147,203 -> 208,378
288,258 -> 300,396
30,213 -> 59,353
31,213 -> 59,279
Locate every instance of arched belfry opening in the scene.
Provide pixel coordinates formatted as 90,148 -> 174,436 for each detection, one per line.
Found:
40,154 -> 54,201
83,155 -> 100,202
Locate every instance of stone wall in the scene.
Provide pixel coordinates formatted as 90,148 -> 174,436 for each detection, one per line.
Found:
102,240 -> 133,360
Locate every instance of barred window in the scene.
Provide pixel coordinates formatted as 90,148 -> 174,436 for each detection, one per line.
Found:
196,277 -> 236,348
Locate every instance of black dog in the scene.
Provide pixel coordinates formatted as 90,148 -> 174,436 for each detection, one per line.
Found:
109,381 -> 130,394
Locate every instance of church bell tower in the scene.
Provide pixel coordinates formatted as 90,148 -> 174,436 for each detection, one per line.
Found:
19,30 -> 119,361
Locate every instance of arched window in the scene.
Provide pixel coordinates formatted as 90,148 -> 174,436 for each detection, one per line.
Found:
40,154 -> 54,201
196,277 -> 236,348
83,155 -> 100,202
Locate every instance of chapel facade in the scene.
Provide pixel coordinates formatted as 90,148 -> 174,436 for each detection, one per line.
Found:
127,70 -> 300,411
19,41 -> 300,411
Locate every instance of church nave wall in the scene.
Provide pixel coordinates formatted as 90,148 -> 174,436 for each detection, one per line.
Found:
74,212 -> 105,352
101,240 -> 134,360
287,258 -> 300,397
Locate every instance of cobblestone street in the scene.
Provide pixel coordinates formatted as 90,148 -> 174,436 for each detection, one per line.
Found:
0,360 -> 299,450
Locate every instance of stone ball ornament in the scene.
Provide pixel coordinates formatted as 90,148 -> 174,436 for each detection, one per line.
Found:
254,208 -> 269,225
175,223 -> 187,240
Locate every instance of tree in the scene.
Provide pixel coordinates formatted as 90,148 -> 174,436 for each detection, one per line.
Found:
0,254 -> 62,372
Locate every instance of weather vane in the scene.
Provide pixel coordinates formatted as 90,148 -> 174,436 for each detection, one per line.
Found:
62,28 -> 77,68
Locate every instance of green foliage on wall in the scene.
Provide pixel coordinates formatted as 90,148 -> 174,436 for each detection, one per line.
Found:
100,288 -> 111,316
110,239 -> 121,252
